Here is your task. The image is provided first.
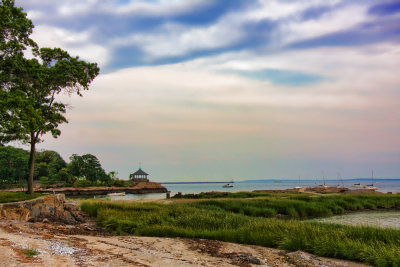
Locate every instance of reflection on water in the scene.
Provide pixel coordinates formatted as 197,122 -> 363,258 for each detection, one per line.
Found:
311,211 -> 400,229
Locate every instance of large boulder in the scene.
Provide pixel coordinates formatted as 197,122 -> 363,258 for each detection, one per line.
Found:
0,194 -> 84,224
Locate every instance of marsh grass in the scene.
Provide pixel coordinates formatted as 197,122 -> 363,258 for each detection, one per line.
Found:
190,194 -> 400,219
0,192 -> 44,203
80,194 -> 400,266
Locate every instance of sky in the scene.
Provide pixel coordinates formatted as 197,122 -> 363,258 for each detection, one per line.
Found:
14,0 -> 400,181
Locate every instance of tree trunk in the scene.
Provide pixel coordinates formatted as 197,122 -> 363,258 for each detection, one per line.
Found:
27,137 -> 36,194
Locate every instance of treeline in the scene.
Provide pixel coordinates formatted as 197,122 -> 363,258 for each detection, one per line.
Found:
0,145 -> 129,188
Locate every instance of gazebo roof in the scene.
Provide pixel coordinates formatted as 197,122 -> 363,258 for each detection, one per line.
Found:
133,168 -> 148,176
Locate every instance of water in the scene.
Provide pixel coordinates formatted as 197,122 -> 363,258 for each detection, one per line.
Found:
100,178 -> 400,201
311,211 -> 400,229
162,178 -> 400,195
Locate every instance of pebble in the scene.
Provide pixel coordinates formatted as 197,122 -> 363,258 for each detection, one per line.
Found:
45,241 -> 86,256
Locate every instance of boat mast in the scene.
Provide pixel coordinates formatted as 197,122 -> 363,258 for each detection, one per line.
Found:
371,169 -> 374,185
338,172 -> 344,187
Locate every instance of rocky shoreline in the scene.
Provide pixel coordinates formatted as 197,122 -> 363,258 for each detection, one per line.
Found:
2,182 -> 168,196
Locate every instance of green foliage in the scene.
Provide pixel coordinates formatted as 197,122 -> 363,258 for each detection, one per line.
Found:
0,145 -> 29,187
68,154 -> 110,183
0,146 -> 121,188
0,192 -> 43,203
109,179 -> 130,187
73,178 -> 92,188
81,195 -> 400,266
0,0 -> 37,94
21,248 -> 39,257
0,146 -> 70,188
57,167 -> 74,183
35,150 -> 67,180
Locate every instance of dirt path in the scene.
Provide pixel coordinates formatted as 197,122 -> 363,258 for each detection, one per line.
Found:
0,220 -> 370,267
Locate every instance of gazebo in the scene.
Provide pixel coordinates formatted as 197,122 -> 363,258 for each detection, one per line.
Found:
129,168 -> 149,182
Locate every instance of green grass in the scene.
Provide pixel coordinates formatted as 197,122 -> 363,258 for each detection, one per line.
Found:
80,194 -> 400,266
21,249 -> 39,257
0,192 -> 44,203
189,194 -> 400,219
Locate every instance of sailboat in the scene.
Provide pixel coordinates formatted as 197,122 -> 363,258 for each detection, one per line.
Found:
337,173 -> 345,188
365,170 -> 379,190
352,172 -> 364,188
319,171 -> 328,187
294,175 -> 302,189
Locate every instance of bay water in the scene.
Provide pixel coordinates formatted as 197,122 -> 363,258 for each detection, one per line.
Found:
106,178 -> 400,201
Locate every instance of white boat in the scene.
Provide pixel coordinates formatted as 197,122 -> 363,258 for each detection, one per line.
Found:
107,192 -> 126,196
222,184 -> 233,188
365,185 -> 379,190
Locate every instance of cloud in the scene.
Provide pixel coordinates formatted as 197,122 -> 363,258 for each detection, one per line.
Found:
111,20 -> 245,59
289,17 -> 400,49
31,25 -> 110,67
18,0 -> 399,71
110,0 -> 207,16
278,3 -> 369,45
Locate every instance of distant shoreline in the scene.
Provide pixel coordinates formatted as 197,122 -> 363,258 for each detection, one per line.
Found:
160,178 -> 400,184
160,181 -> 233,184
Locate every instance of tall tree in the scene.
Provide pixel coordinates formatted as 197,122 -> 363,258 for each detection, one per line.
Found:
0,1 -> 99,193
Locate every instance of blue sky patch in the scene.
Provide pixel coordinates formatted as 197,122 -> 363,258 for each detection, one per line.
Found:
225,69 -> 325,87
368,1 -> 400,16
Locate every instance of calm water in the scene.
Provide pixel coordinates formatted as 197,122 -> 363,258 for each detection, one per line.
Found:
100,179 -> 400,201
162,179 -> 400,195
311,211 -> 400,229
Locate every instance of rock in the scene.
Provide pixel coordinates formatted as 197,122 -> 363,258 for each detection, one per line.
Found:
71,211 -> 85,222
0,194 -> 81,225
236,253 -> 264,265
287,250 -> 331,266
55,210 -> 77,225
30,206 -> 41,217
